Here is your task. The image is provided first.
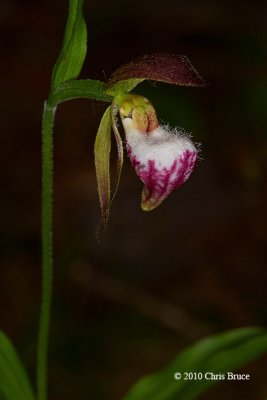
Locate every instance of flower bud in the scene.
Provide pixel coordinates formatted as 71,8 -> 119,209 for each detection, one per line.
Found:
122,117 -> 198,211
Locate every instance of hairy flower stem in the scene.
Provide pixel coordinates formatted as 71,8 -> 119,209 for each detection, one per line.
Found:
37,101 -> 55,400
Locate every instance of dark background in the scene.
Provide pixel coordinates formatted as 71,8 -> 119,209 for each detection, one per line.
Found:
1,0 -> 267,399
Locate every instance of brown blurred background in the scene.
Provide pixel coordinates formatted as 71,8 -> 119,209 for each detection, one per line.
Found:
0,0 -> 267,399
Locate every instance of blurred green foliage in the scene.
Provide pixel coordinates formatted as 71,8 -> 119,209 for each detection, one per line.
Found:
0,331 -> 34,400
122,327 -> 267,400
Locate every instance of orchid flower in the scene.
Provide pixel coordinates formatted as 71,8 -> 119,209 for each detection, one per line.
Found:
118,94 -> 198,211
94,54 -> 206,227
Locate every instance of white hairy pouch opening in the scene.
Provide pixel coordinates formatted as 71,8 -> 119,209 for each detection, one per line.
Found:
122,118 -> 198,211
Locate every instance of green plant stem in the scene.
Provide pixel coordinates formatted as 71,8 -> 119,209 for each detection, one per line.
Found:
37,100 -> 55,400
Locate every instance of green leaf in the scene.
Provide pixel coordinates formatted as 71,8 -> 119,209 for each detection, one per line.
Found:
106,54 -> 207,96
94,106 -> 112,228
50,80 -> 113,106
121,327 -> 267,400
106,79 -> 145,96
50,0 -> 87,92
0,330 -> 34,400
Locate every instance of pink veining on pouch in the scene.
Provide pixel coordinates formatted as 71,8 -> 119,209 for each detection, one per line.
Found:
123,118 -> 198,211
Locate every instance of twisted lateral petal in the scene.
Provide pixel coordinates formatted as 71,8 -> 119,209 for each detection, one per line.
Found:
122,118 -> 198,211
110,102 -> 124,203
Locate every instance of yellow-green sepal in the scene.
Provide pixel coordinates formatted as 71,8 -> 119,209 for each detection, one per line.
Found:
94,106 -> 112,228
94,104 -> 124,230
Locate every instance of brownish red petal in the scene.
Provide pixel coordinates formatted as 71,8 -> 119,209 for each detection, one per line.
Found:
107,53 -> 207,92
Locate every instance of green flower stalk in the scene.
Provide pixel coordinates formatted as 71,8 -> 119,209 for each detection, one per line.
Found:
37,2 -> 208,397
38,45 -> 206,397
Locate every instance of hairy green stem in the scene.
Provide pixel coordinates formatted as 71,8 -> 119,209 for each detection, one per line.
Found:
37,101 -> 55,400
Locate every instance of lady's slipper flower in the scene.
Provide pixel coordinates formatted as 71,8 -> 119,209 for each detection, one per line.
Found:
94,54 -> 206,228
118,95 -> 198,211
